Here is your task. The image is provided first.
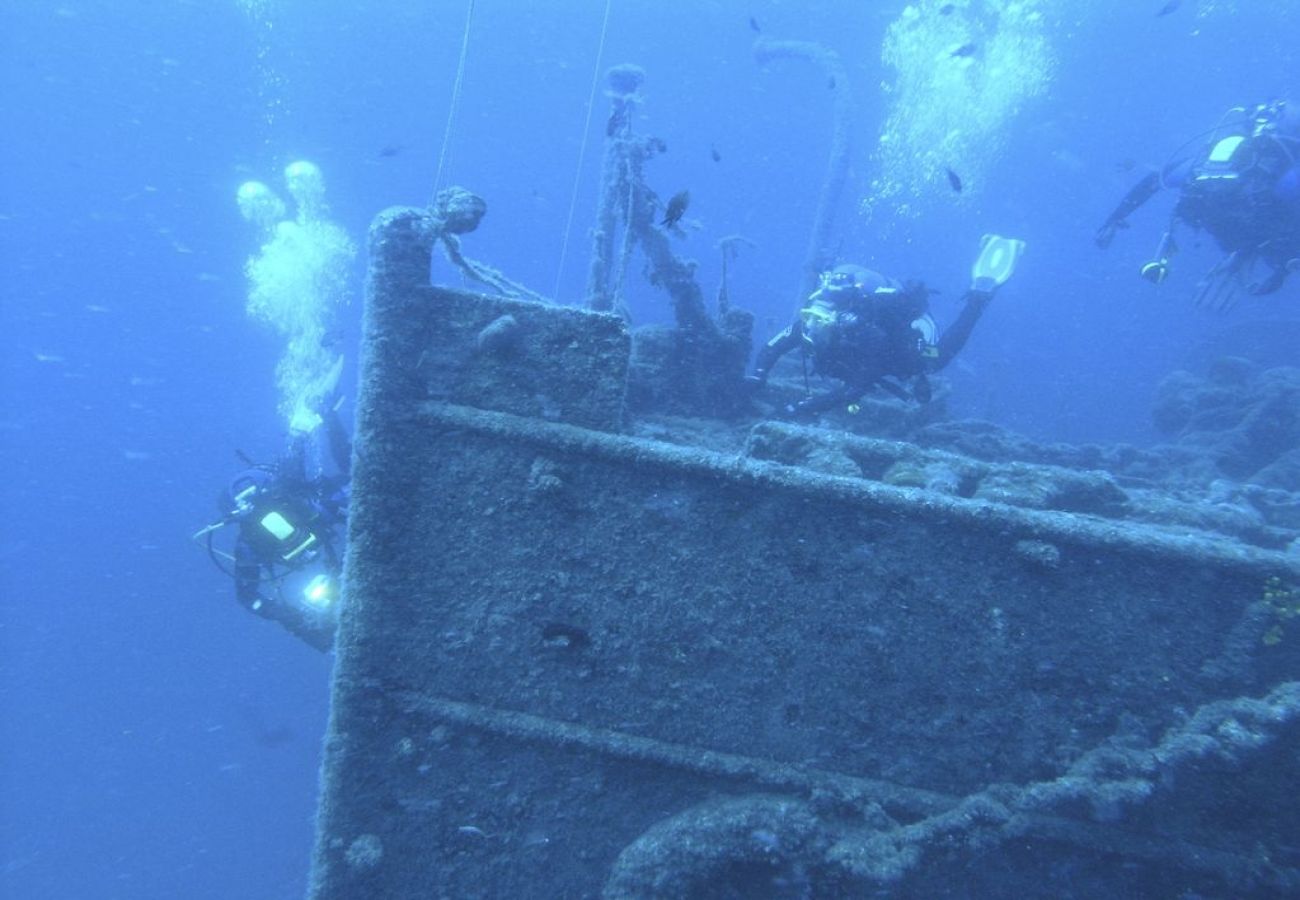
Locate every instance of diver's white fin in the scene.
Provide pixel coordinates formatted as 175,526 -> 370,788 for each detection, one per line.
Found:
971,234 -> 1026,292
322,353 -> 345,399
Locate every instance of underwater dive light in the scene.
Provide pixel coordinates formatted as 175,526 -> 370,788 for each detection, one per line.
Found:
303,574 -> 335,608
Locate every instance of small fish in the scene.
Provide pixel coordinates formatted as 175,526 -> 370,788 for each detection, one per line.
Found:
1156,0 -> 1181,15
661,190 -> 690,229
710,145 -> 721,163
827,76 -> 836,90
950,43 -> 977,58
939,2 -> 956,13
377,145 -> 401,158
749,15 -> 761,33
945,168 -> 963,193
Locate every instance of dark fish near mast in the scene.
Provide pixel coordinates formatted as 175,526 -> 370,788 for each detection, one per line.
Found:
661,190 -> 690,228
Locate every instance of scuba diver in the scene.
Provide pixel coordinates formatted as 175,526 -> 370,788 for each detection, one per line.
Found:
194,402 -> 351,652
747,235 -> 1025,417
1096,99 -> 1300,309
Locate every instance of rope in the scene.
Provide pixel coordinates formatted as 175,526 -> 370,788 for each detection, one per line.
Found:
432,0 -> 476,202
551,0 -> 614,303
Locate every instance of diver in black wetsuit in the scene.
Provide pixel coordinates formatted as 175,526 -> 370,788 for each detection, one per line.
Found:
1096,99 -> 1300,308
748,236 -> 1024,418
197,403 -> 351,651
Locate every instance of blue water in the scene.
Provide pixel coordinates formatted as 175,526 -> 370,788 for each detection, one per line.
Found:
2,1 -> 1297,897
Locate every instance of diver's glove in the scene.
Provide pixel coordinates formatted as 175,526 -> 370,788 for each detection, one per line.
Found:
1094,219 -> 1125,249
1096,171 -> 1162,249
